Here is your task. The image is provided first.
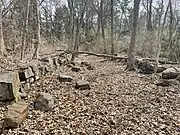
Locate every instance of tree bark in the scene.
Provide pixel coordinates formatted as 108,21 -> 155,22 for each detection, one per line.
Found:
71,0 -> 87,61
0,0 -> 5,56
168,0 -> 174,57
21,0 -> 30,60
67,0 -> 74,51
110,0 -> 114,55
100,0 -> 106,53
126,0 -> 141,71
147,0 -> 153,31
32,0 -> 41,59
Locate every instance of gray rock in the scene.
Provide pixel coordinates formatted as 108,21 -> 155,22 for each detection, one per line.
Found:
34,93 -> 54,111
162,68 -> 180,79
21,82 -> 30,93
19,92 -> 28,98
75,80 -> 90,90
19,67 -> 34,82
58,75 -> 73,82
0,72 -> 20,101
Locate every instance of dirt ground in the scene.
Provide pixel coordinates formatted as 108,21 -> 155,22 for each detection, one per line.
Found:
0,55 -> 180,135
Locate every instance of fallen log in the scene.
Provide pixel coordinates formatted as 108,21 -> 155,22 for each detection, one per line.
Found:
56,50 -> 178,65
56,50 -> 128,61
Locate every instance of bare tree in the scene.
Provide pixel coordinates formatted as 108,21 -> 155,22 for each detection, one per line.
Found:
32,0 -> 41,59
147,0 -> 153,31
21,0 -> 30,59
100,0 -> 106,53
0,0 -> 5,55
110,0 -> 114,55
67,0 -> 74,50
126,0 -> 141,71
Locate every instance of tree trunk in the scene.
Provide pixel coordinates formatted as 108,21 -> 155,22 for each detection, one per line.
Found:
168,0 -> 173,56
100,0 -> 106,53
110,0 -> 114,55
126,0 -> 141,71
71,0 -> 87,61
67,0 -> 74,51
21,0 -> 30,60
147,0 -> 153,31
0,0 -> 5,56
154,0 -> 164,75
32,0 -> 41,59
97,14 -> 101,37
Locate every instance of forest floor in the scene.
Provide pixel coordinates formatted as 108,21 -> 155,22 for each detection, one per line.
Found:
0,55 -> 180,135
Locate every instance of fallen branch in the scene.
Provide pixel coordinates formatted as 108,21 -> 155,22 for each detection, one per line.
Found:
56,50 -> 127,60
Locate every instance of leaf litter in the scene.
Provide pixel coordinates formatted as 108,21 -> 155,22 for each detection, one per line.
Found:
0,55 -> 179,135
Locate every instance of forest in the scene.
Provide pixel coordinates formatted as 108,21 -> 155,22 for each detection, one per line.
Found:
0,0 -> 179,134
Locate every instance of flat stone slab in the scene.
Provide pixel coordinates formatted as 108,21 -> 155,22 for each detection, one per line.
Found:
4,102 -> 28,128
58,75 -> 73,82
0,72 -> 20,101
75,80 -> 90,90
34,93 -> 54,111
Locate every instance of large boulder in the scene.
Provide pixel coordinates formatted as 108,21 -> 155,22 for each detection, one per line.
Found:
3,102 -> 28,128
162,68 -> 180,79
136,60 -> 155,74
0,72 -> 20,101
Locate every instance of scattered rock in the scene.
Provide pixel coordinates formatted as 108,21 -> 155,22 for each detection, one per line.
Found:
81,62 -> 90,66
87,65 -> 94,70
162,67 -> 180,79
136,60 -> 155,74
156,79 -> 179,87
34,93 -> 54,111
0,72 -> 20,101
28,77 -> 35,83
157,66 -> 167,73
29,63 -> 40,81
21,82 -> 30,93
19,92 -> 28,99
71,66 -> 81,72
58,75 -> 73,82
3,102 -> 28,128
39,63 -> 51,76
156,79 -> 173,87
75,80 -> 90,90
53,57 -> 60,69
19,67 -> 34,82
